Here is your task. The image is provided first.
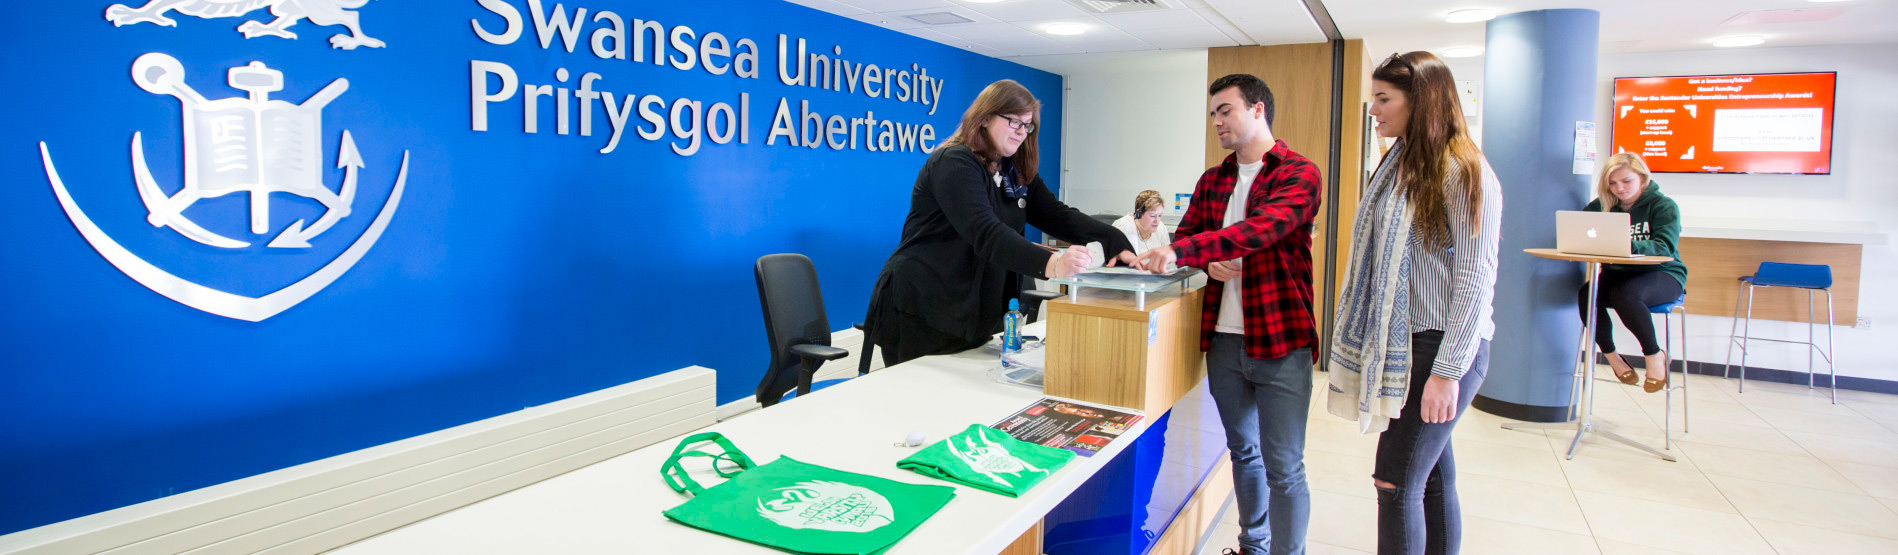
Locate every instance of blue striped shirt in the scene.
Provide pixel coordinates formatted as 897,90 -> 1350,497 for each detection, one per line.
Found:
1407,158 -> 1503,380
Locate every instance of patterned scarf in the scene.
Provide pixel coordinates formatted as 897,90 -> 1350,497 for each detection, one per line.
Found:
1326,141 -> 1415,434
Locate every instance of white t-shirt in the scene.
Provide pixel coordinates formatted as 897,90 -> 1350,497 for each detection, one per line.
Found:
1215,160 -> 1266,335
1112,215 -> 1171,256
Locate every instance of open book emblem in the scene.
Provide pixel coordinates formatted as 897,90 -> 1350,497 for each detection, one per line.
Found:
39,53 -> 410,321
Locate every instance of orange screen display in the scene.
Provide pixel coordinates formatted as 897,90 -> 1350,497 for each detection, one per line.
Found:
1610,72 -> 1835,174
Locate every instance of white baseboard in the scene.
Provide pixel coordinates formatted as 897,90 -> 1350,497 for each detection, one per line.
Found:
0,367 -> 718,555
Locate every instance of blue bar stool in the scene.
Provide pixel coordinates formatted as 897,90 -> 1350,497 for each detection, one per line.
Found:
1724,262 -> 1837,403
1651,294 -> 1689,450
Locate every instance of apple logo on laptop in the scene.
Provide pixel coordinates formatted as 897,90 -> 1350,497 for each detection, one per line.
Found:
1586,228 -> 1598,239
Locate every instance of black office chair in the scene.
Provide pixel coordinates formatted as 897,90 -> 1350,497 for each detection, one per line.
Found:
754,254 -> 850,407
1091,212 -> 1122,226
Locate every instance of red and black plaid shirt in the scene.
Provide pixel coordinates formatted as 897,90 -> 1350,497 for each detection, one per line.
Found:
1172,139 -> 1322,361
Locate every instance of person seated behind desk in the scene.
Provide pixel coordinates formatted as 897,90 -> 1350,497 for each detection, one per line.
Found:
1113,190 -> 1173,255
1580,152 -> 1689,393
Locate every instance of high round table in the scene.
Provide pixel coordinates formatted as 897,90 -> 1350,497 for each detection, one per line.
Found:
1503,248 -> 1677,462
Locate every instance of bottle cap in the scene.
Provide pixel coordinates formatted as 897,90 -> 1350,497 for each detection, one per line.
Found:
1009,299 -> 1020,311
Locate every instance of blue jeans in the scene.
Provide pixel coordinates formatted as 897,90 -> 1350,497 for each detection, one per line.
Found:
1207,333 -> 1312,555
1373,330 -> 1490,555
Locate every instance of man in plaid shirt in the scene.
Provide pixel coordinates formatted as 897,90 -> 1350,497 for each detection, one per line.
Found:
1137,74 -> 1321,555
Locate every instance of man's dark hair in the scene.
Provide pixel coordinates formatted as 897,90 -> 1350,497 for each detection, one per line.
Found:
1208,74 -> 1275,127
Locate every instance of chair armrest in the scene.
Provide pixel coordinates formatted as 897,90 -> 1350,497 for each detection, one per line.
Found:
789,343 -> 849,362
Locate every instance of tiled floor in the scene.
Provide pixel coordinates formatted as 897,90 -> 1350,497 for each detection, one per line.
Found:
1195,369 -> 1898,555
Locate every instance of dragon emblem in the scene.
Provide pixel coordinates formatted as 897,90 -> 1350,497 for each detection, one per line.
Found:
105,0 -> 385,49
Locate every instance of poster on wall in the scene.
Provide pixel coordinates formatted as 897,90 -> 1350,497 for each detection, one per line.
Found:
1610,72 -> 1836,174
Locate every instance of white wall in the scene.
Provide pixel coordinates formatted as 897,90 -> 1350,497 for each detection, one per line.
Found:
1016,50 -> 1212,217
1590,43 -> 1898,383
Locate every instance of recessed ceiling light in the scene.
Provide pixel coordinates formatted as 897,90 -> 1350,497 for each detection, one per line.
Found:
1042,22 -> 1087,35
1441,45 -> 1485,58
1445,9 -> 1496,23
1712,35 -> 1766,47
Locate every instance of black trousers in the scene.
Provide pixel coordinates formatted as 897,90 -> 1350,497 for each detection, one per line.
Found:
1576,270 -> 1683,356
1373,330 -> 1489,555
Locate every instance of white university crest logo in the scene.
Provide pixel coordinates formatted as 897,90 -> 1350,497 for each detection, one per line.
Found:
39,3 -> 407,322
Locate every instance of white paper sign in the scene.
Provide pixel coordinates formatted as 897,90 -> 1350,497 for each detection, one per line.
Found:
1573,121 -> 1597,175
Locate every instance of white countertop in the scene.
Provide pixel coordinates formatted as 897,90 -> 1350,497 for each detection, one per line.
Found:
330,323 -> 1159,555
1681,217 -> 1887,245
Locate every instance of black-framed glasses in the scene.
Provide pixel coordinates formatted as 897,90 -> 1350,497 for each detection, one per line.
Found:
998,114 -> 1037,134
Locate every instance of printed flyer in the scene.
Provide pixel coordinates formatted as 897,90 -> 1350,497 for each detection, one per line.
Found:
991,398 -> 1143,457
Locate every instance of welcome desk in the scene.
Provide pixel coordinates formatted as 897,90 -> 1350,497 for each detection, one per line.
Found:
336,283 -> 1221,554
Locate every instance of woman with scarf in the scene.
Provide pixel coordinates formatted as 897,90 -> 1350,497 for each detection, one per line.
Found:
1326,51 -> 1502,555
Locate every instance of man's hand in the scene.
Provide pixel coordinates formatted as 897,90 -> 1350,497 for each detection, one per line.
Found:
1419,375 -> 1460,424
1134,246 -> 1176,274
1108,250 -> 1140,268
1206,260 -> 1240,282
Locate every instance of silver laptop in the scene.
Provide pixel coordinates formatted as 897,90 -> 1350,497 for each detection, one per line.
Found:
1556,211 -> 1635,257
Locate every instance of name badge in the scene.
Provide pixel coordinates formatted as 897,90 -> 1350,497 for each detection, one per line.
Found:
1018,198 -> 1026,209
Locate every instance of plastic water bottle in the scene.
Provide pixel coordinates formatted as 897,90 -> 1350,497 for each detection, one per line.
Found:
1002,299 -> 1023,363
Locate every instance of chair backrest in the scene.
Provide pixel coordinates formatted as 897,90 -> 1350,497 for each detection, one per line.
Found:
754,254 -> 832,405
1092,212 -> 1122,227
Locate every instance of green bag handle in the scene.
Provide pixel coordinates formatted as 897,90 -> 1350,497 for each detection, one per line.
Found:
660,432 -> 757,495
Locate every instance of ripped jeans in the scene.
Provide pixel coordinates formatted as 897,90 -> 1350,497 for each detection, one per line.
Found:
1372,330 -> 1489,555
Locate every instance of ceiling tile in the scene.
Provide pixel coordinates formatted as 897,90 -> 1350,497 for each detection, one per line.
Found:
932,21 -> 1049,42
1095,9 -> 1212,32
958,0 -> 1093,21
833,0 -> 956,11
1018,18 -> 1156,52
1132,27 -> 1239,49
849,12 -> 927,30
979,36 -> 1073,56
780,0 -> 872,16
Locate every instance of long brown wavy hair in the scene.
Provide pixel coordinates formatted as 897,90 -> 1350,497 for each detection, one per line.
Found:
1373,51 -> 1484,250
939,79 -> 1042,183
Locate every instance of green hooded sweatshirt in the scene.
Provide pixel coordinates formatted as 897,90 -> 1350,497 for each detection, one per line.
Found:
1584,180 -> 1688,286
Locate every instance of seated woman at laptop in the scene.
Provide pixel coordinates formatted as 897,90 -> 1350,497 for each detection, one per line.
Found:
1580,152 -> 1688,392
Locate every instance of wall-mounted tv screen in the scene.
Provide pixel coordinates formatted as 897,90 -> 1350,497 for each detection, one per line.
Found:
1610,72 -> 1835,174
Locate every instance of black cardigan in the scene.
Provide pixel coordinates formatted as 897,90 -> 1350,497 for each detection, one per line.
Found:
867,144 -> 1136,344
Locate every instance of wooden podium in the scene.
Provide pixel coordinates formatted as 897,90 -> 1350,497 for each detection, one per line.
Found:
1042,283 -> 1207,413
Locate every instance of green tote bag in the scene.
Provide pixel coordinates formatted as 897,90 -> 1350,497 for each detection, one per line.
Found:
896,424 -> 1075,497
659,432 -> 956,555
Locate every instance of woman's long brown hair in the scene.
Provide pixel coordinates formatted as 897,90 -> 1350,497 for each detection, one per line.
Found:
939,79 -> 1041,183
1373,51 -> 1483,250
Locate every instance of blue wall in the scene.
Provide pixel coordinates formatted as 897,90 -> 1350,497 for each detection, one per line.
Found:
0,1 -> 1063,534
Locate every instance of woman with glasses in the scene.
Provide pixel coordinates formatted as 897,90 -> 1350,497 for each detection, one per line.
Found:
1327,52 -> 1501,555
862,79 -> 1137,367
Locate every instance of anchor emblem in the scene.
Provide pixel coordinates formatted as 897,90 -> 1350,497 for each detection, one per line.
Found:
39,52 -> 410,321
130,52 -> 358,248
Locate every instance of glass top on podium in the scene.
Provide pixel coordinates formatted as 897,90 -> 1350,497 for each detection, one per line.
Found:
1048,267 -> 1201,310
